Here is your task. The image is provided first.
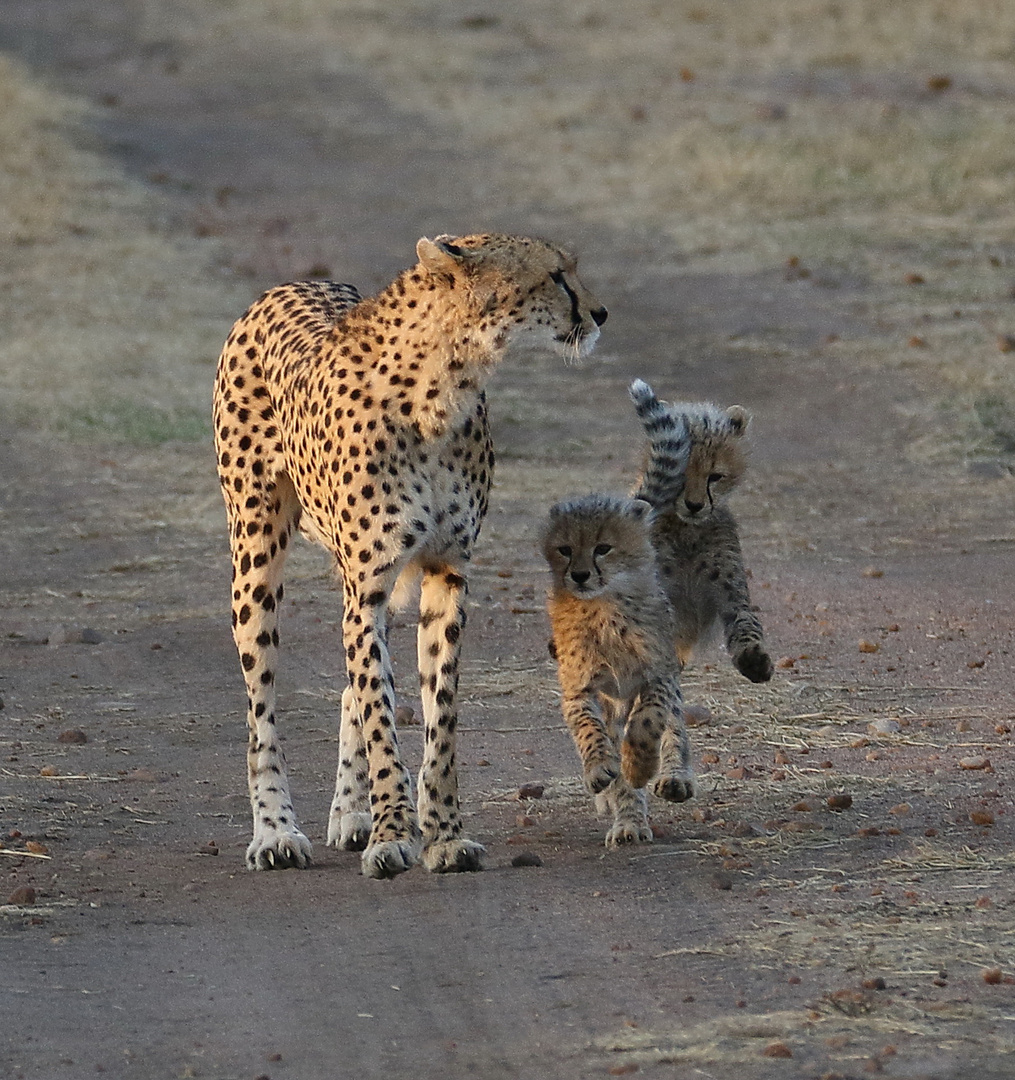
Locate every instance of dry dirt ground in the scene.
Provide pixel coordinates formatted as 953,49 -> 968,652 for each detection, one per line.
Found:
2,5 -> 1015,1080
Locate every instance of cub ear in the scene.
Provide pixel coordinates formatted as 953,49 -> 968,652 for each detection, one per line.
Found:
416,236 -> 471,277
628,498 -> 653,522
726,405 -> 750,435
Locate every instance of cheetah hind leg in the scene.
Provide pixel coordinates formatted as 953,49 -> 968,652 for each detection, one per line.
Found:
595,780 -> 653,848
326,686 -> 372,851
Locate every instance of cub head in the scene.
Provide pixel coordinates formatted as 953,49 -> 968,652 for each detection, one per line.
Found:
415,233 -> 608,361
541,494 -> 654,599
678,404 -> 749,522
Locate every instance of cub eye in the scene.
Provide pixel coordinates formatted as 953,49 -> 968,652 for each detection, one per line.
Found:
707,473 -> 725,484
557,545 -> 572,558
593,543 -> 612,557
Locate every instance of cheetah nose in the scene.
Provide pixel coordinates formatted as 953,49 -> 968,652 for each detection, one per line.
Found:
684,500 -> 704,515
570,570 -> 591,585
591,307 -> 608,327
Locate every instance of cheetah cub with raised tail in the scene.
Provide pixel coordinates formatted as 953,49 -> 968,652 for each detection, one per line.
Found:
542,495 -> 695,848
214,234 -> 606,879
629,379 -> 773,683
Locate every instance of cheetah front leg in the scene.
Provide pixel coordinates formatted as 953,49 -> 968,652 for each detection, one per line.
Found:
561,691 -> 622,795
326,686 -> 371,851
342,591 -> 422,879
224,478 -> 312,870
651,710 -> 696,804
416,568 -> 485,873
620,675 -> 674,789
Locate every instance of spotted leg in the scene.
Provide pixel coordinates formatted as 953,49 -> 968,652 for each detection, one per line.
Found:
651,700 -> 696,804
416,567 -> 485,872
326,686 -> 371,851
561,687 -> 622,795
620,674 -> 675,788
224,473 -> 312,870
342,584 -> 422,879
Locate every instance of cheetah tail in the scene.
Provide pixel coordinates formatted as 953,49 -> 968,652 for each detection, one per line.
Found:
629,379 -> 691,509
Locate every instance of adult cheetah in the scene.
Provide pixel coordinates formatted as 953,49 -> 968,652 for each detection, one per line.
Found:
213,233 -> 607,878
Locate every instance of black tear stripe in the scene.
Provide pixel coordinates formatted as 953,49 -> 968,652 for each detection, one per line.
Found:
551,269 -> 582,330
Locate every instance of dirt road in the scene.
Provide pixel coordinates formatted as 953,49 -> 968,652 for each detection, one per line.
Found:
2,5 -> 1014,1079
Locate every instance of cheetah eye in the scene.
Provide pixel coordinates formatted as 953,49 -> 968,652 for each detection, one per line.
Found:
549,269 -> 569,292
593,543 -> 612,557
707,473 -> 725,484
557,545 -> 572,558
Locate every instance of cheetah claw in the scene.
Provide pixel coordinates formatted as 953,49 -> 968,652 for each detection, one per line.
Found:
605,821 -> 654,848
422,839 -> 486,873
584,759 -> 621,795
246,828 -> 313,870
652,774 -> 696,803
326,811 -> 371,852
361,837 -> 423,879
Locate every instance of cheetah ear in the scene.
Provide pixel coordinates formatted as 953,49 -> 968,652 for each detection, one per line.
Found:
726,405 -> 750,436
628,498 -> 653,522
416,236 -> 472,277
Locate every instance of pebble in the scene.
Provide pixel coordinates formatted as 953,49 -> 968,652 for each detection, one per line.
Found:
982,967 -> 1003,985
858,640 -> 880,654
516,783 -> 544,800
867,718 -> 900,735
394,705 -> 418,726
683,704 -> 711,727
970,811 -> 995,827
827,793 -> 853,811
510,852 -> 543,868
959,756 -> 991,771
57,729 -> 88,744
80,628 -> 103,645
710,872 -> 733,891
762,1042 -> 792,1058
7,886 -> 36,906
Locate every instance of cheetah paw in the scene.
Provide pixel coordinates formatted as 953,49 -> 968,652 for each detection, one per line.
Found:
246,828 -> 313,871
735,644 -> 774,683
422,838 -> 486,873
584,758 -> 621,795
651,773 -> 696,803
360,837 -> 423,880
605,820 -> 654,848
326,811 -> 371,851
621,744 -> 660,790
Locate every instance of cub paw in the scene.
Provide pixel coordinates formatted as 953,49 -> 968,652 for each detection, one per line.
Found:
423,838 -> 486,874
652,773 -> 695,803
360,837 -> 423,880
246,827 -> 313,871
584,757 -> 621,795
327,811 -> 371,851
605,820 -> 654,848
735,643 -> 774,683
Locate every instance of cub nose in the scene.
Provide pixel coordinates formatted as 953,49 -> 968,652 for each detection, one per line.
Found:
591,307 -> 608,327
684,500 -> 704,515
570,569 -> 591,585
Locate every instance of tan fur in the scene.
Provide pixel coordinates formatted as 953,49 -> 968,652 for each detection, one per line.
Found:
213,233 -> 606,877
542,494 -> 695,849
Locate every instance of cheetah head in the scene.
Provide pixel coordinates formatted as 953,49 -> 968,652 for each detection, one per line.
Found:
676,405 -> 750,523
416,234 -> 608,361
542,495 -> 654,599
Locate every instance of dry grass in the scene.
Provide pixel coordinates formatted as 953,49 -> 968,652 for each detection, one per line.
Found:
0,55 -> 247,440
160,0 -> 1015,462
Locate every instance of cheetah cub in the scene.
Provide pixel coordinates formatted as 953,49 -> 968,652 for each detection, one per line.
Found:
629,379 -> 773,683
542,494 -> 695,848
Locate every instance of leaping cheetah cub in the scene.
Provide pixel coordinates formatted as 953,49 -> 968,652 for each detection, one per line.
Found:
213,233 -> 606,878
629,379 -> 773,683
542,495 -> 695,848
